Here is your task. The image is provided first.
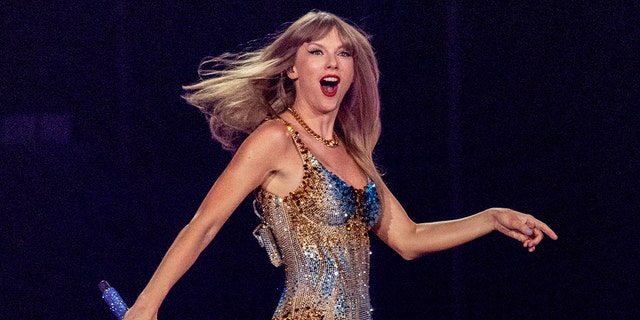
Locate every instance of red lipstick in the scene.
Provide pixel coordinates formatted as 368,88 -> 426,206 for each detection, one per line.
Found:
320,75 -> 340,97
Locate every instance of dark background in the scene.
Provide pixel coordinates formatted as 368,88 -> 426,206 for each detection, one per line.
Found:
1,1 -> 638,319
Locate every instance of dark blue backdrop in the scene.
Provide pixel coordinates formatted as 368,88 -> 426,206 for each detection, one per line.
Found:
1,1 -> 638,319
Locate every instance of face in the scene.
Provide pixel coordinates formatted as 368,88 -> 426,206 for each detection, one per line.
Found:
287,27 -> 354,113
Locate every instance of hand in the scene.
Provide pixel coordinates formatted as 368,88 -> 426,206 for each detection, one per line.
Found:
488,208 -> 558,252
123,303 -> 158,320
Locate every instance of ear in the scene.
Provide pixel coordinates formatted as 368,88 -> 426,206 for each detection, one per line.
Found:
287,66 -> 298,80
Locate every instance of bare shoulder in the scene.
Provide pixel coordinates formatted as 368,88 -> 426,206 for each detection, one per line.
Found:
233,119 -> 296,170
243,119 -> 293,152
233,119 -> 302,194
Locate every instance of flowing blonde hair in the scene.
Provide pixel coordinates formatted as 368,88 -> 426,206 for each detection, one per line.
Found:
183,10 -> 383,189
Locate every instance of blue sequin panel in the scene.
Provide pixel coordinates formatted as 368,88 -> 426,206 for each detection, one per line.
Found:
362,183 -> 381,227
318,159 -> 381,228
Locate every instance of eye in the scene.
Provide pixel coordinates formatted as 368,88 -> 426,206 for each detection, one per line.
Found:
338,50 -> 352,57
308,49 -> 323,55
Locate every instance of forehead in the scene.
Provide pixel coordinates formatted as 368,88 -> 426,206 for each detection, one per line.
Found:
307,28 -> 344,46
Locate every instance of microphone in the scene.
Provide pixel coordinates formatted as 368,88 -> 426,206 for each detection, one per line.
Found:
99,280 -> 129,320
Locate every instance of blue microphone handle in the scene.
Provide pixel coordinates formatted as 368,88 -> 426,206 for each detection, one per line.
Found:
99,280 -> 129,320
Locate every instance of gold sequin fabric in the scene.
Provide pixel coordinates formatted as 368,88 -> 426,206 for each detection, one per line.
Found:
256,125 -> 381,320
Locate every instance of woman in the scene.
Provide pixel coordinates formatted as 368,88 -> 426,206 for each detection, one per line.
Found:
124,10 -> 557,320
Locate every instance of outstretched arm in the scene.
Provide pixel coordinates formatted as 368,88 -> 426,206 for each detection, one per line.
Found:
373,183 -> 558,261
124,123 -> 292,320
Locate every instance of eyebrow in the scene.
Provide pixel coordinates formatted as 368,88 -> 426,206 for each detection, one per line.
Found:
306,41 -> 347,50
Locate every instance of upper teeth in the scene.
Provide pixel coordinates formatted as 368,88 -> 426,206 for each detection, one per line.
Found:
323,77 -> 338,82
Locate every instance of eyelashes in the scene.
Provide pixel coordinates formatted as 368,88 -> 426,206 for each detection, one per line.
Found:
306,49 -> 352,57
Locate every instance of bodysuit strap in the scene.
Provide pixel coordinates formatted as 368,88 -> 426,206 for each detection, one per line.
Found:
272,117 -> 308,159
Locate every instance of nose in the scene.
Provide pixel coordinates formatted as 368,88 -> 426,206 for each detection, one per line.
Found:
326,55 -> 338,70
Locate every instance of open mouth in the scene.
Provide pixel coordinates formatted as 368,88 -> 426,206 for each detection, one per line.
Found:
320,75 -> 340,97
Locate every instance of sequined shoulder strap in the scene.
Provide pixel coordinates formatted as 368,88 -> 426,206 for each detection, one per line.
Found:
273,117 -> 309,160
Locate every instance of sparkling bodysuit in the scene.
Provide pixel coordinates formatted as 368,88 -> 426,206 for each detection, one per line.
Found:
256,122 -> 381,320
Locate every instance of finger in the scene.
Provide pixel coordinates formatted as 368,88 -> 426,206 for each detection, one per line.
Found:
501,226 -> 530,243
516,218 -> 535,238
527,217 -> 559,240
536,220 -> 559,240
528,228 -> 544,247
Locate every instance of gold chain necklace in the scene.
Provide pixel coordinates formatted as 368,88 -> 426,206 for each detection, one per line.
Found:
287,107 -> 339,147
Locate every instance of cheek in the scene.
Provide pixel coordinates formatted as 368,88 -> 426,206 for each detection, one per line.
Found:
345,70 -> 355,85
344,61 -> 355,83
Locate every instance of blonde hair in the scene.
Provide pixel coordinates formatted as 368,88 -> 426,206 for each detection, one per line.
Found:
183,10 -> 384,189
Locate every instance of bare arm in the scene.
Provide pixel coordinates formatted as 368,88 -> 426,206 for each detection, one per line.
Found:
373,182 -> 558,261
124,122 -> 293,320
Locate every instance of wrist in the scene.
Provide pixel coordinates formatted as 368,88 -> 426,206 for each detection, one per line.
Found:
481,208 -> 499,232
134,291 -> 163,311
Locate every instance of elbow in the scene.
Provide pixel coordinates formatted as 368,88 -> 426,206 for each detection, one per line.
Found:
393,244 -> 425,261
382,228 -> 427,261
399,252 -> 419,261
180,221 -> 219,253
398,249 -> 426,261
